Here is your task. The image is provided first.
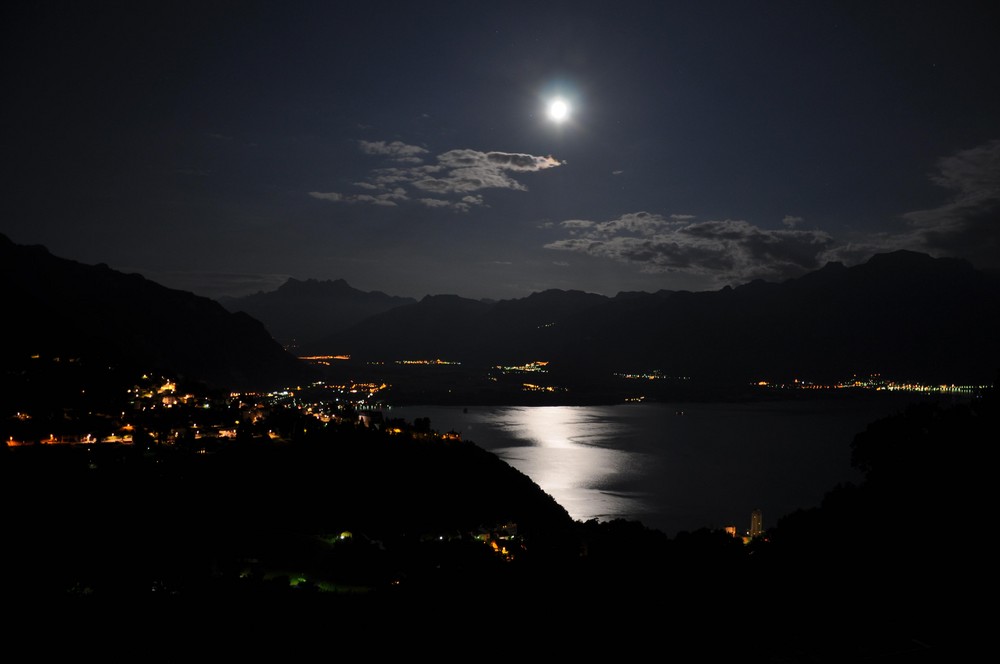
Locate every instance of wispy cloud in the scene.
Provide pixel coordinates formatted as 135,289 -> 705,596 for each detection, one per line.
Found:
544,212 -> 834,286
309,140 -> 563,212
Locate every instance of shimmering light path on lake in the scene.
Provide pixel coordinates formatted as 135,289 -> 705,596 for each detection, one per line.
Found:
390,395 -> 929,536
475,405 -> 650,527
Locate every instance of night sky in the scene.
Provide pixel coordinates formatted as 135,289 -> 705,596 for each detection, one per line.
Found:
4,1 -> 999,301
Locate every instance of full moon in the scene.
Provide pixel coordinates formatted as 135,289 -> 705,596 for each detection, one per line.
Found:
548,98 -> 570,123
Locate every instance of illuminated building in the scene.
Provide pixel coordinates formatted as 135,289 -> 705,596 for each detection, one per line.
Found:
750,508 -> 764,538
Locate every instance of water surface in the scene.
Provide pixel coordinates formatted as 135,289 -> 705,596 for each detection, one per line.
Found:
390,395 -> 928,536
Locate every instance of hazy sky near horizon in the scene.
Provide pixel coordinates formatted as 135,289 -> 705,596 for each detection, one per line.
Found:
3,1 -> 999,300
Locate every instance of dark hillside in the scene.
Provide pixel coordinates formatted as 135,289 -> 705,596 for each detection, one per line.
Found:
1,233 -> 316,392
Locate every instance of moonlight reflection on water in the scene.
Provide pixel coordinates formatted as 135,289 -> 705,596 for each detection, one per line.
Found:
486,406 -> 649,524
390,396 -> 924,536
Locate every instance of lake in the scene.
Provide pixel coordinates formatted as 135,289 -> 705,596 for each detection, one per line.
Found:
388,393 -> 940,537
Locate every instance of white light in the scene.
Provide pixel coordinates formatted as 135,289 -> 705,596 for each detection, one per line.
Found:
548,98 -> 570,123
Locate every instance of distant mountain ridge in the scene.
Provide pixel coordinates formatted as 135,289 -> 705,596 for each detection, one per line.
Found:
5,231 -> 998,393
1,233 -> 316,391
219,277 -> 417,347
301,250 -> 1000,387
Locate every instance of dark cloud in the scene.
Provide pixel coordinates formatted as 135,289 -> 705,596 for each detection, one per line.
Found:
900,139 -> 1000,268
545,212 -> 834,286
821,237 -> 909,266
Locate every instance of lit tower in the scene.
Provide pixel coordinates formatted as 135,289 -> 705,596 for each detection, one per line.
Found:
750,509 -> 764,538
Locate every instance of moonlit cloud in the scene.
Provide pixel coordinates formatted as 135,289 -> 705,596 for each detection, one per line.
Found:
418,198 -> 453,208
370,165 -> 442,187
358,140 -> 429,163
310,142 -> 562,212
545,212 -> 834,286
308,188 -> 407,206
483,151 -> 562,171
307,191 -> 344,202
412,150 -> 560,194
900,139 -> 1000,268
782,215 -> 804,228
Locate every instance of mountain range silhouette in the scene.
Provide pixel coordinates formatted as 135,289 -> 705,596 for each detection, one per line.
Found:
5,231 -> 998,395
